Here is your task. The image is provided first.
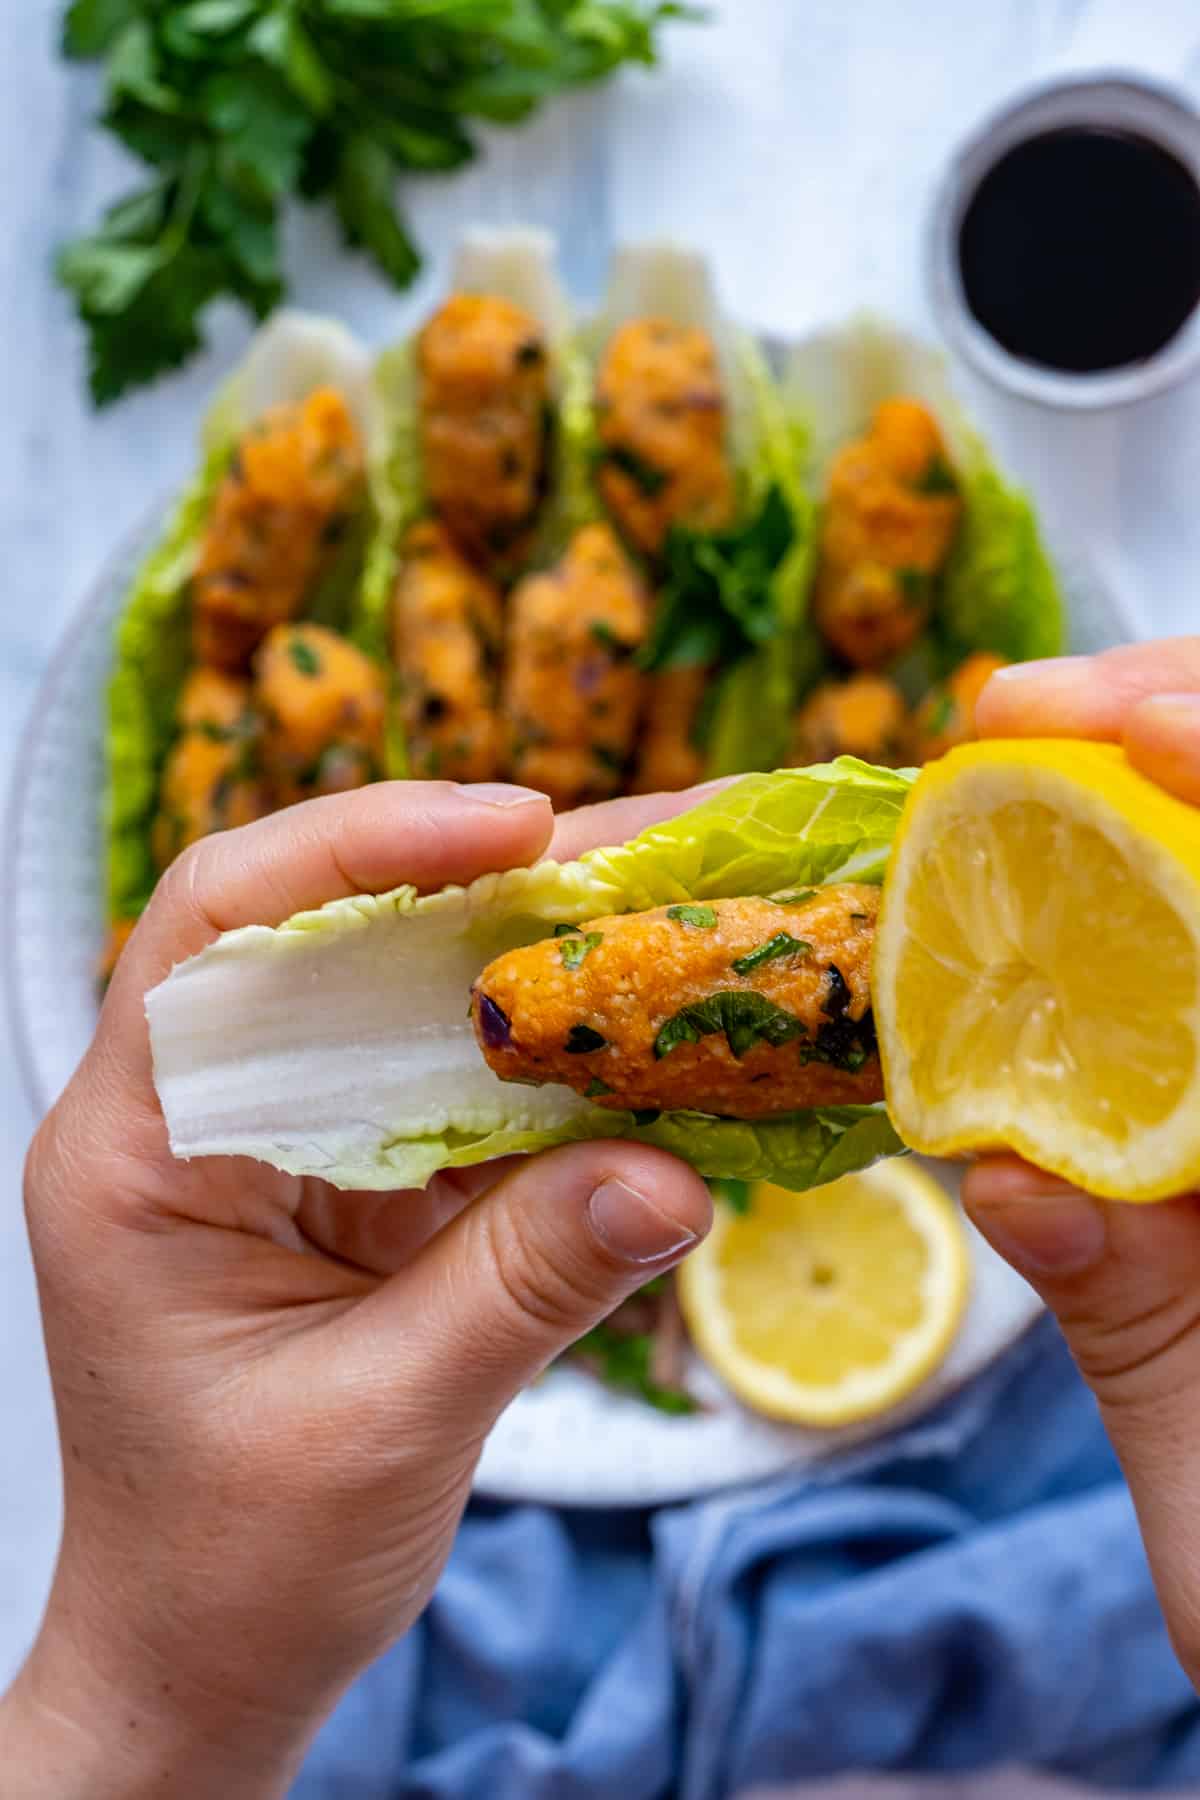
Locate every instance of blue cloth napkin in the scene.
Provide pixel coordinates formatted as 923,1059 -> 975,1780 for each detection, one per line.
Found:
291,1319 -> 1200,1799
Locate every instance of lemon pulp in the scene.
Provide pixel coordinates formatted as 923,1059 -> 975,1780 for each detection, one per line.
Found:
875,740 -> 1200,1199
679,1160 -> 970,1426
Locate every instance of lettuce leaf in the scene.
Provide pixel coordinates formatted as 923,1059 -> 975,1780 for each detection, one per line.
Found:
783,316 -> 1064,686
147,757 -> 911,1192
106,452 -> 223,921
104,312 -> 375,922
939,466 -> 1063,664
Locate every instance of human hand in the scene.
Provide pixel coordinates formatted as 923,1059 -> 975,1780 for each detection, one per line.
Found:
1,781 -> 713,1800
964,639 -> 1200,1688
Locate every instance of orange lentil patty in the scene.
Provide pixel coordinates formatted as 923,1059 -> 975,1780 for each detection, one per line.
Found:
503,523 -> 648,810
631,668 -> 709,795
814,397 -> 961,670
254,622 -> 386,808
392,519 -> 504,783
595,318 -> 736,559
193,388 -> 365,671
417,293 -> 550,565
472,887 -> 882,1117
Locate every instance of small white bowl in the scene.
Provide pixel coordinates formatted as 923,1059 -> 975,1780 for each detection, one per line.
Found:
927,72 -> 1200,412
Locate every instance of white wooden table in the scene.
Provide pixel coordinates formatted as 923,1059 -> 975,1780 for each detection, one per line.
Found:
3,0 -> 1200,1688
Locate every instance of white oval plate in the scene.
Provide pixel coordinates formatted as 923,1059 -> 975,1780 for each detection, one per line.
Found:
4,330 -> 1134,1509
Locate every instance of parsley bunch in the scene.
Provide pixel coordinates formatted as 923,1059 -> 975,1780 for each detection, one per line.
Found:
58,0 -> 695,404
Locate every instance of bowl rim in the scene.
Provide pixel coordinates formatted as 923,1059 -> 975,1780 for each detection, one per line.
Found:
926,69 -> 1200,413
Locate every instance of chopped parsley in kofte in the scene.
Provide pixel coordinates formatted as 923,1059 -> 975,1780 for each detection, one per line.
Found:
471,887 -> 881,1118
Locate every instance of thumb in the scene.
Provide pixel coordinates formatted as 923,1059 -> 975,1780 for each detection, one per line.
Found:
964,1155 -> 1200,1681
356,1142 -> 712,1435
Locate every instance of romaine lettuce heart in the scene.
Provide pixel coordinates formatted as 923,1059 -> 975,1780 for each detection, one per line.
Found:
147,759 -> 912,1192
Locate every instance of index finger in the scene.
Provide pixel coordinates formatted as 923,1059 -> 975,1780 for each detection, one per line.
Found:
548,777 -> 735,864
976,638 -> 1200,740
99,781 -> 553,1103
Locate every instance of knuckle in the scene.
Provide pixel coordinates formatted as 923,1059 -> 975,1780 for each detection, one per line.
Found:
22,1112 -> 60,1236
1064,1289 -> 1200,1409
477,1202 -> 612,1338
157,839 -> 207,915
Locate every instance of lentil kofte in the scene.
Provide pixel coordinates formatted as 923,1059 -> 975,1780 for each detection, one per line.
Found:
813,397 -> 961,669
908,650 -> 1008,763
192,387 -> 365,671
594,317 -> 739,793
254,622 -> 386,808
503,522 -> 648,811
595,318 -> 736,559
789,673 -> 909,769
391,519 -> 505,782
417,293 -> 551,568
631,668 -> 709,795
472,887 -> 882,1117
150,668 -> 267,872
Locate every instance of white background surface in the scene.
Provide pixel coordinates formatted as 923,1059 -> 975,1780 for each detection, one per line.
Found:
4,0 -> 1200,1685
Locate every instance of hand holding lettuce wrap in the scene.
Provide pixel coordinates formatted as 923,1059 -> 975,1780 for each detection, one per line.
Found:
148,758 -> 911,1193
7,779 -> 714,1793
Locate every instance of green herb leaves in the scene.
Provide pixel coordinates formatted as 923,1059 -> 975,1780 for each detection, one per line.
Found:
333,134 -> 422,288
924,691 -> 956,736
914,452 -> 958,495
573,1320 -> 696,1414
600,443 -> 668,496
897,567 -> 933,607
559,931 -> 603,970
58,1 -> 695,403
654,990 -> 805,1061
287,637 -> 321,676
710,1176 -> 751,1214
640,482 -> 796,676
667,903 -> 717,928
731,931 -> 811,976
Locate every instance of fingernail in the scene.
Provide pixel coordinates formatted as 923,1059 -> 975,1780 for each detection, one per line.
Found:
991,655 -> 1091,683
588,1178 -> 699,1264
974,1190 -> 1107,1277
459,783 -> 547,809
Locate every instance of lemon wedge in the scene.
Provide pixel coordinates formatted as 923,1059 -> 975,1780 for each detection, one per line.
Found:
678,1160 -> 970,1425
874,739 -> 1200,1201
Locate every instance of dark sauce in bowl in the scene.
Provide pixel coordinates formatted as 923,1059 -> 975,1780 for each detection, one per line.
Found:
958,126 -> 1200,373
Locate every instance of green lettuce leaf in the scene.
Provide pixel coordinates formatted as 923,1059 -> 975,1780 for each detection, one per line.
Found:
783,316 -> 1064,688
939,465 -> 1063,664
147,757 -> 911,1192
106,451 -> 222,921
104,312 -> 375,922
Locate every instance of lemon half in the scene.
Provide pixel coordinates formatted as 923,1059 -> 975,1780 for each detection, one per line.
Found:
874,739 -> 1200,1201
679,1160 -> 970,1426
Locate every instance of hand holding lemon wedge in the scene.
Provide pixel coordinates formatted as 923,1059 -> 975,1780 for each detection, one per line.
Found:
687,644 -> 1200,1431
875,735 -> 1200,1202
949,643 -> 1200,1701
